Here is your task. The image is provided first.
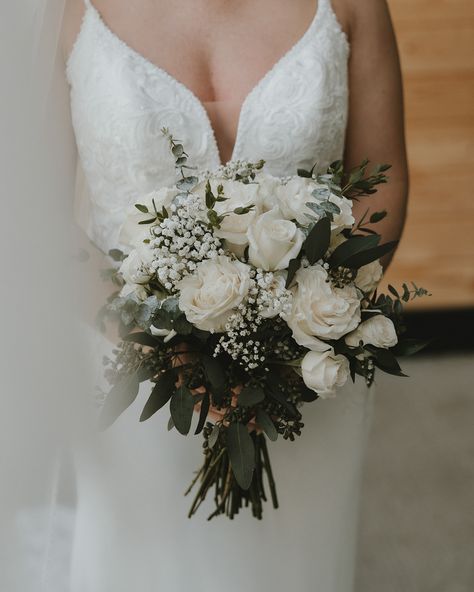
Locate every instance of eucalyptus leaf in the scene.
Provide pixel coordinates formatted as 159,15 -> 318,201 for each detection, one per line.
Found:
139,371 -> 176,422
256,409 -> 278,441
176,176 -> 198,191
99,372 -> 140,430
238,386 -> 265,407
208,423 -> 220,448
392,338 -> 431,357
343,240 -> 398,269
303,216 -> 331,264
285,257 -> 301,288
108,248 -> 125,262
134,203 -> 149,214
195,392 -> 210,435
328,234 -> 380,268
170,385 -> 195,435
369,210 -> 387,223
227,423 -> 255,490
172,144 -> 184,157
372,349 -> 408,377
201,355 -> 227,399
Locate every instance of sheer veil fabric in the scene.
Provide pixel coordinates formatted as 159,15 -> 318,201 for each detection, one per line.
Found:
0,2 -> 375,591
0,2 -> 88,590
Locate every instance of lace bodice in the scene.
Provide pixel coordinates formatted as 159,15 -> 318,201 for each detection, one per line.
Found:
67,0 -> 350,253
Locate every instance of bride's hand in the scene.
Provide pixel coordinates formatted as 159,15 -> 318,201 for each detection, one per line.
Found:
172,345 -> 257,430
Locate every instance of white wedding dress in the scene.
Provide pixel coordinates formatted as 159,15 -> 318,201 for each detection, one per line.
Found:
66,1 -> 375,590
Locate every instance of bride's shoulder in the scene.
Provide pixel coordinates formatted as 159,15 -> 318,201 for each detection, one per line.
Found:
331,0 -> 394,43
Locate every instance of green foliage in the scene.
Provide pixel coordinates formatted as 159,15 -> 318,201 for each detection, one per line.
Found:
170,385 -> 195,435
238,386 -> 265,407
139,370 -> 176,422
99,372 -> 141,430
256,409 -> 278,441
303,216 -> 331,265
227,422 -> 256,490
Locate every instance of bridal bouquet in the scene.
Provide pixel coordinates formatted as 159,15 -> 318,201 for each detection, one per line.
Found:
99,129 -> 429,520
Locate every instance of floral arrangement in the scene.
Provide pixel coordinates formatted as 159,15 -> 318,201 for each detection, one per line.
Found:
99,129 -> 429,520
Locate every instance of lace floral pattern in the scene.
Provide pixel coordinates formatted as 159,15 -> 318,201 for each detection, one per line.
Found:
67,0 -> 349,253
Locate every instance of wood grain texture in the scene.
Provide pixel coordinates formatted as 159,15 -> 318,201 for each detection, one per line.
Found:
381,0 -> 474,309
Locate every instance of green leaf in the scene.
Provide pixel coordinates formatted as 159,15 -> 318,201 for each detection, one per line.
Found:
343,241 -> 398,269
303,217 -> 331,264
176,176 -> 198,191
372,349 -> 408,377
139,371 -> 176,422
138,217 -> 158,225
108,248 -> 125,261
285,257 -> 301,288
297,168 -> 312,178
392,338 -> 432,357
227,423 -> 255,490
172,144 -> 184,157
300,385 -> 319,402
99,372 -> 140,430
208,423 -> 220,448
170,385 -> 195,435
123,332 -> 158,347
256,409 -> 278,441
134,203 -> 149,214
238,386 -> 265,407
402,283 -> 411,302
369,210 -> 387,223
388,284 -> 399,298
201,355 -> 227,401
329,234 -> 380,268
167,416 -> 175,431
194,392 -> 210,435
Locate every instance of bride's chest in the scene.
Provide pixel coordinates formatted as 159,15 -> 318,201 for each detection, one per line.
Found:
67,0 -> 350,254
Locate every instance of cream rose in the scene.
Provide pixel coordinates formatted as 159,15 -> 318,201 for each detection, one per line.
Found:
194,179 -> 261,251
262,176 -> 322,225
301,349 -> 350,398
354,260 -> 384,294
284,264 -> 361,350
247,207 -> 305,271
119,243 -> 154,286
119,187 -> 178,248
177,255 -> 251,332
345,315 -> 398,349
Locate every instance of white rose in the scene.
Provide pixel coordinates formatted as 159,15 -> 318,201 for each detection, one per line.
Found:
119,242 -> 154,286
345,315 -> 398,349
247,207 -> 305,271
354,260 -> 384,294
177,255 -> 251,332
284,264 -> 361,350
301,349 -> 350,398
261,176 -> 321,225
194,179 -> 260,251
119,187 -> 178,248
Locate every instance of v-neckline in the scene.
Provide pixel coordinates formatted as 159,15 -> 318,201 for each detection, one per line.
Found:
74,1 -> 324,166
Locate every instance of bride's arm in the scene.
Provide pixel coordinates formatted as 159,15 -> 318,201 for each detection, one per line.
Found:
343,0 -> 408,270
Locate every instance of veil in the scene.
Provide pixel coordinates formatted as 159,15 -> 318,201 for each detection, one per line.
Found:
0,2 -> 86,590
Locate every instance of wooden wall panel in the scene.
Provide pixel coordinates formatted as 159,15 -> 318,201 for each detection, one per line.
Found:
381,0 -> 474,309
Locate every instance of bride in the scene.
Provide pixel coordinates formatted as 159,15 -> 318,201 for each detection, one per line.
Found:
57,0 -> 408,590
